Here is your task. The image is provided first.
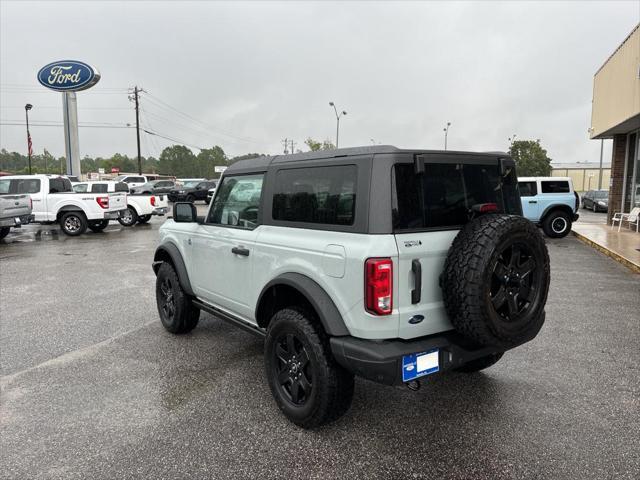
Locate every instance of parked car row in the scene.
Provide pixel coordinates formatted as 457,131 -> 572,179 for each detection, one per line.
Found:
168,180 -> 217,203
582,189 -> 609,212
0,175 -> 169,239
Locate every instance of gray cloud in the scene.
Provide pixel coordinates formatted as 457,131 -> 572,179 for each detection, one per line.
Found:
1,0 -> 638,163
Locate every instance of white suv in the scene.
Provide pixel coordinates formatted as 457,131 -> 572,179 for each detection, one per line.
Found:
153,146 -> 551,428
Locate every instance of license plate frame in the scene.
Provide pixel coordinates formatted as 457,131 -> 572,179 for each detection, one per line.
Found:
402,349 -> 439,382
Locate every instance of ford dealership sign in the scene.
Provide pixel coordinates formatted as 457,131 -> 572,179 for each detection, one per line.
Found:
37,60 -> 100,92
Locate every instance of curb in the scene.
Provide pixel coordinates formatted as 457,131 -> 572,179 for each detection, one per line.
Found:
571,230 -> 640,274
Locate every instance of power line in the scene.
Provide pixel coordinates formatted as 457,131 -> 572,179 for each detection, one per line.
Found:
142,128 -> 205,151
1,121 -> 133,129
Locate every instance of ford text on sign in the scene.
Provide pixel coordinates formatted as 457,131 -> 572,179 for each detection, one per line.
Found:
37,60 -> 101,92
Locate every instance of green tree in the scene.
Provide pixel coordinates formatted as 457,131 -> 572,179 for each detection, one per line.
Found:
197,146 -> 227,178
305,138 -> 335,151
510,140 -> 552,177
229,153 -> 265,164
158,145 -> 197,177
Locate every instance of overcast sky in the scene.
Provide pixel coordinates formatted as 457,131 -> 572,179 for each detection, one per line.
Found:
1,1 -> 638,163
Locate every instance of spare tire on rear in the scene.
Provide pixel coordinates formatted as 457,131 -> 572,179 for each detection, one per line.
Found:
441,214 -> 550,349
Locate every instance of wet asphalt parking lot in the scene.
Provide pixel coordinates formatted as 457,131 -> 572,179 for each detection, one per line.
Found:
1,211 -> 638,479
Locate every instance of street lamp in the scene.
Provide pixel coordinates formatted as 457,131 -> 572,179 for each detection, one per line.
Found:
25,104 -> 33,174
329,101 -> 347,148
443,122 -> 451,150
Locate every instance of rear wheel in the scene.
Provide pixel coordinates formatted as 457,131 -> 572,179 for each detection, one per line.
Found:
265,308 -> 354,429
455,353 -> 504,373
542,210 -> 571,238
186,194 -> 195,203
88,219 -> 109,232
60,211 -> 88,236
117,206 -> 138,227
592,203 -> 597,212
0,227 -> 10,240
155,262 -> 199,334
137,215 -> 152,224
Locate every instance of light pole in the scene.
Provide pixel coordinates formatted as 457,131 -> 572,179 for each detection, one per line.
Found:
598,139 -> 604,190
25,104 -> 33,174
443,122 -> 451,150
329,102 -> 347,148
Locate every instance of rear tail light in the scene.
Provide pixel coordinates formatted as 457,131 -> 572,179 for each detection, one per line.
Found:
96,196 -> 109,209
365,258 -> 393,315
150,196 -> 156,206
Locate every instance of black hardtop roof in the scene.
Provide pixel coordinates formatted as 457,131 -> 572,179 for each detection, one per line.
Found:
225,145 -> 509,174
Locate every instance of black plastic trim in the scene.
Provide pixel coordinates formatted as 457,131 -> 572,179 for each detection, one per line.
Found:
152,243 -> 194,296
256,272 -> 350,337
193,299 -> 266,338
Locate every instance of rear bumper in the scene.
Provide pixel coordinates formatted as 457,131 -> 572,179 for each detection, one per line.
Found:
330,332 -> 505,386
103,210 -> 125,220
0,214 -> 34,228
152,207 -> 168,216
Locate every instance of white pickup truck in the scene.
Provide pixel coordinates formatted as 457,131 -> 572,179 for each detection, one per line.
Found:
3,175 -> 127,235
0,180 -> 35,240
73,181 -> 169,226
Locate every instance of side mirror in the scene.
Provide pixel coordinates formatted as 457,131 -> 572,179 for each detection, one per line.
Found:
173,202 -> 197,223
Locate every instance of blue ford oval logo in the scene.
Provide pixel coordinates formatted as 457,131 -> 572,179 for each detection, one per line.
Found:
37,60 -> 101,92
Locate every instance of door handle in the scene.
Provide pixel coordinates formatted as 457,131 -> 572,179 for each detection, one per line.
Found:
231,246 -> 250,257
411,259 -> 422,304
528,200 -> 537,204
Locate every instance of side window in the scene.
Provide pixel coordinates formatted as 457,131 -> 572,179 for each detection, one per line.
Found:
272,165 -> 357,226
16,179 -> 41,194
518,181 -> 537,197
74,183 -> 88,193
0,180 -> 10,194
115,182 -> 129,192
48,178 -> 71,193
541,180 -> 570,193
207,174 -> 264,229
92,183 -> 109,193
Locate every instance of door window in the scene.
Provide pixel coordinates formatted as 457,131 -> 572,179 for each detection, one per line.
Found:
74,183 -> 88,193
0,180 -> 9,194
540,180 -> 570,193
207,174 -> 264,229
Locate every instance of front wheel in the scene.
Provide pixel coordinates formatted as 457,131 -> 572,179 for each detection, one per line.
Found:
117,206 -> 138,227
186,194 -> 195,203
137,215 -> 152,224
88,219 -> 109,232
155,262 -> 199,334
265,308 -> 354,429
60,211 -> 88,236
542,210 -> 571,238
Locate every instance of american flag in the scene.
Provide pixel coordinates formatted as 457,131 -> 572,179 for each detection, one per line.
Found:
27,131 -> 33,156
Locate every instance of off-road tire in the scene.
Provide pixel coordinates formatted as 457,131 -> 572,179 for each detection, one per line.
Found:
60,211 -> 88,236
265,307 -> 354,429
88,220 -> 109,232
542,210 -> 571,238
155,262 -> 199,334
137,215 -> 152,224
441,214 -> 550,349
0,227 -> 10,240
455,353 -> 504,373
117,206 -> 138,227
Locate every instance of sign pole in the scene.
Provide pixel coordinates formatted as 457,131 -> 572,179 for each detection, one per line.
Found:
62,92 -> 81,177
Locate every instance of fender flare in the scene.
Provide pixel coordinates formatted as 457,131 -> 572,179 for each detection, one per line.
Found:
256,272 -> 349,337
127,202 -> 142,216
152,242 -> 194,296
55,205 -> 86,220
540,204 -> 574,221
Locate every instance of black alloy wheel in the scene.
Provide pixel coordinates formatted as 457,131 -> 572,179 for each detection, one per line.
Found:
273,333 -> 313,406
490,242 -> 538,321
159,276 -> 176,323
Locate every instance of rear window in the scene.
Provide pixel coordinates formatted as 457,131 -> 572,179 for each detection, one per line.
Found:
518,181 -> 537,197
15,179 -> 41,194
393,162 -> 521,231
91,183 -> 109,193
595,191 -> 608,199
541,180 -> 570,193
272,165 -> 357,226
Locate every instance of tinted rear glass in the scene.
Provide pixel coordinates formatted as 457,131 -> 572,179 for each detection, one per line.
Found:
91,183 -> 109,193
393,162 -> 521,230
595,191 -> 608,199
273,165 -> 357,226
49,178 -> 71,193
115,182 -> 129,192
541,180 -> 570,193
518,181 -> 537,197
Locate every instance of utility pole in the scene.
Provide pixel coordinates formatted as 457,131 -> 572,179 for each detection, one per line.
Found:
25,104 -> 33,174
290,139 -> 296,155
134,86 -> 142,174
281,138 -> 289,154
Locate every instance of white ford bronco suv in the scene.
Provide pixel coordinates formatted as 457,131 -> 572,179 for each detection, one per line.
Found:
153,146 -> 550,428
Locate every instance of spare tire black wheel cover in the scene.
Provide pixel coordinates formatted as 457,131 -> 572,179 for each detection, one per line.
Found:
441,214 -> 550,349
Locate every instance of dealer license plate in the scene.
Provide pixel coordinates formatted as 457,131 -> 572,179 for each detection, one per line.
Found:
402,349 -> 439,382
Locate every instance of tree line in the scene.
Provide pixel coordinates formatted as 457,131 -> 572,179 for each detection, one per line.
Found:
0,138 -> 552,177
